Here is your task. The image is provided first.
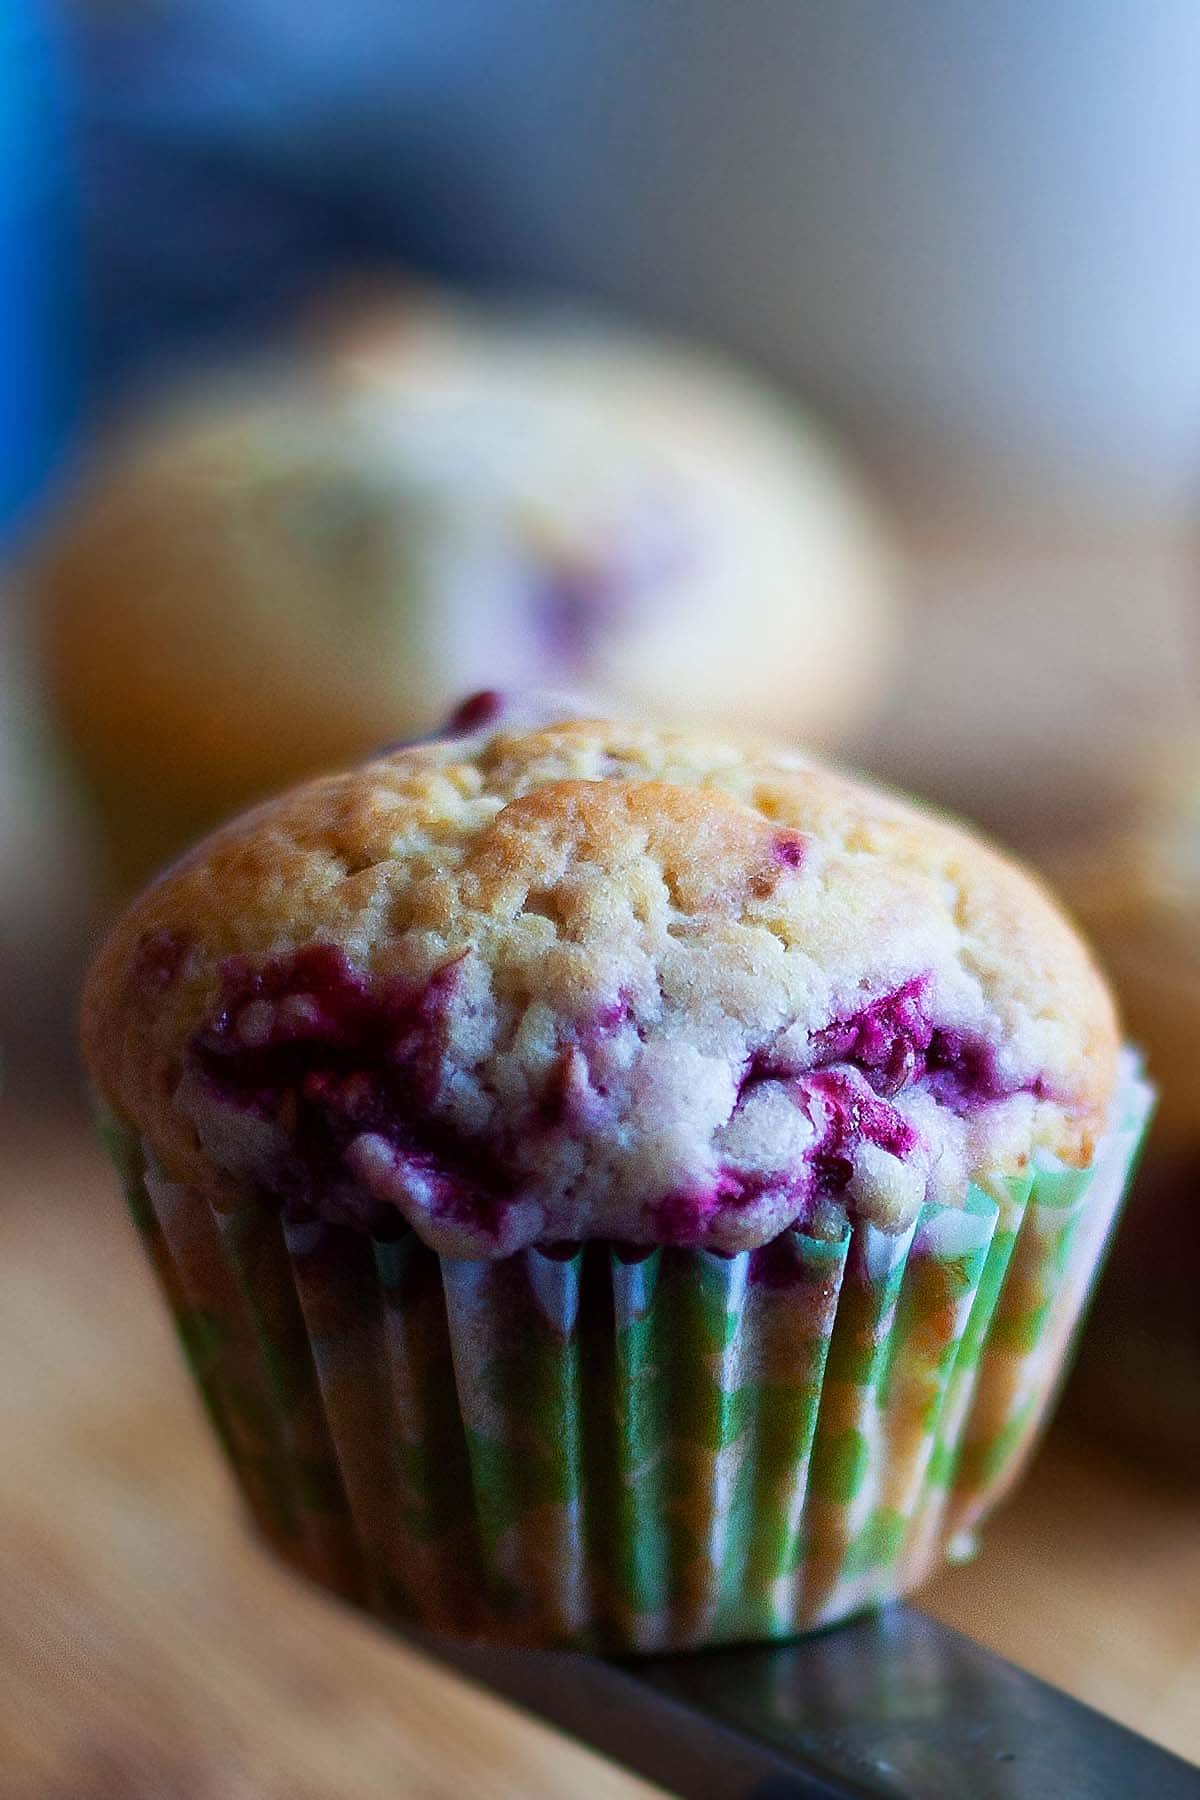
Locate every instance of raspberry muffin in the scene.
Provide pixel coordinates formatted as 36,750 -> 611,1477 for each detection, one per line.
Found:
83,698 -> 1148,1649
42,297 -> 895,890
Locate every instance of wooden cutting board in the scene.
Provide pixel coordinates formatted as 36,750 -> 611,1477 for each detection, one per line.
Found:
2,1107 -> 1197,1799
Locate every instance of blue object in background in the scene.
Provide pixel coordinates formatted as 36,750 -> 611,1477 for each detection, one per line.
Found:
0,4 -> 78,548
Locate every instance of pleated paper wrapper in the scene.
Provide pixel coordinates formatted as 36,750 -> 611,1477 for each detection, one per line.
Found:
99,1058 -> 1151,1651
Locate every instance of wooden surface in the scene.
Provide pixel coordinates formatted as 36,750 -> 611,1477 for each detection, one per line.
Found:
1,1106 -> 1197,1797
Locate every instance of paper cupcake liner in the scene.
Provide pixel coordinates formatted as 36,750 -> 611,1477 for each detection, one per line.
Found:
99,1061 -> 1151,1651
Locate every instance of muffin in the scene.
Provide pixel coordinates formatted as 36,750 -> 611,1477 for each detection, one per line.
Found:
83,698 -> 1147,1650
1054,736 -> 1200,1464
1059,736 -> 1200,1153
42,296 -> 895,891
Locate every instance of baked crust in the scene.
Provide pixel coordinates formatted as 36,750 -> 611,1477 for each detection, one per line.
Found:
84,705 -> 1119,1255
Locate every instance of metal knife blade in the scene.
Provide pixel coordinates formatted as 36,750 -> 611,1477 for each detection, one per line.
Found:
413,1603 -> 1200,1799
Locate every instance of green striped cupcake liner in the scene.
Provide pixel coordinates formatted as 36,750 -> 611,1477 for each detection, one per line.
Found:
100,1058 -> 1151,1651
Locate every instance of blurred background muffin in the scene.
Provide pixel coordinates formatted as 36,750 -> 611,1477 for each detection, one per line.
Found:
1060,738 -> 1200,1150
40,293 -> 896,893
1054,736 -> 1200,1468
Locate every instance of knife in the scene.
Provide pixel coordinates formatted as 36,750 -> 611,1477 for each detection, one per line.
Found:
414,1603 -> 1200,1798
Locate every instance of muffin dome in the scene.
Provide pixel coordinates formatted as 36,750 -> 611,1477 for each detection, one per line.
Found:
84,700 -> 1118,1260
43,298 -> 895,887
